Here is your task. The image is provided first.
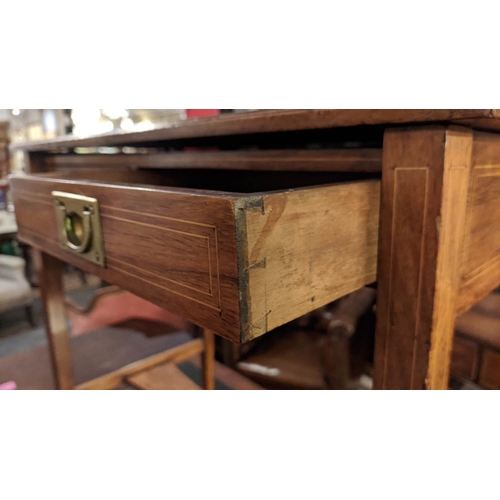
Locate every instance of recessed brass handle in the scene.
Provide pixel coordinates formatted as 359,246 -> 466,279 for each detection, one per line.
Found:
57,203 -> 93,253
52,191 -> 105,267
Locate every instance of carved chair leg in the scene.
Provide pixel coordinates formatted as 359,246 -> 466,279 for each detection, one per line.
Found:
322,326 -> 351,390
320,287 -> 377,390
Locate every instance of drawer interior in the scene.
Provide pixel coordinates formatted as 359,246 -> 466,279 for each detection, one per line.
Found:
37,167 -> 379,195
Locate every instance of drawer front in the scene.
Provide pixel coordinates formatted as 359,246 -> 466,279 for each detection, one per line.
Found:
11,175 -> 380,342
11,176 -> 241,340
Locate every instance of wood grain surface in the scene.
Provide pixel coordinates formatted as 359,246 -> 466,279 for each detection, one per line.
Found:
11,171 -> 380,342
126,362 -> 202,390
373,126 -> 473,390
11,109 -> 499,152
35,250 -> 74,389
39,149 -> 383,172
238,180 -> 380,340
188,355 -> 264,389
76,338 -> 204,390
201,329 -> 215,390
457,131 -> 500,314
11,173 -> 241,341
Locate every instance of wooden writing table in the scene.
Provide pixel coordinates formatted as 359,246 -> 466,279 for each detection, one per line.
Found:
10,109 -> 500,389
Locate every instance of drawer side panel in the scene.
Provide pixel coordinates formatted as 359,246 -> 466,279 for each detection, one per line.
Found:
457,131 -> 500,314
239,180 -> 380,340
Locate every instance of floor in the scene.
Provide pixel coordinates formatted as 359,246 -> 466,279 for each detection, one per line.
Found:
0,273 -> 102,358
0,271 -> 259,390
0,270 -> 479,390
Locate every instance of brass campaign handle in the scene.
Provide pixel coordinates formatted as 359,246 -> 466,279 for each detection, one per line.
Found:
52,191 -> 105,267
56,203 -> 93,254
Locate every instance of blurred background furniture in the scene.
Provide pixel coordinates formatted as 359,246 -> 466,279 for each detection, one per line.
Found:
0,123 -> 37,288
0,122 -> 10,180
451,291 -> 500,389
224,287 -> 376,390
0,186 -> 38,287
0,254 -> 34,326
0,208 -> 17,237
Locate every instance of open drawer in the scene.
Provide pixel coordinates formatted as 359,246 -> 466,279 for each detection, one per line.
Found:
10,169 -> 380,342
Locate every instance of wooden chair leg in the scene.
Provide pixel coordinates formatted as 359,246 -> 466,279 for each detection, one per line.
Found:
322,331 -> 350,389
320,288 -> 377,389
201,329 -> 215,390
35,250 -> 74,390
25,304 -> 35,327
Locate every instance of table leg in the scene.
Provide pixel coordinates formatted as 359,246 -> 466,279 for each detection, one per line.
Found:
373,126 -> 473,390
202,329 -> 215,390
35,250 -> 74,390
19,243 -> 36,287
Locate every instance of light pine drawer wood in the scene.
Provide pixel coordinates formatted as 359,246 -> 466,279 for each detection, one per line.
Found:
10,170 -> 380,342
458,131 -> 500,313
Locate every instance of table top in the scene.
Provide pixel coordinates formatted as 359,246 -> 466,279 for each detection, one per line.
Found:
11,110 -> 500,153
